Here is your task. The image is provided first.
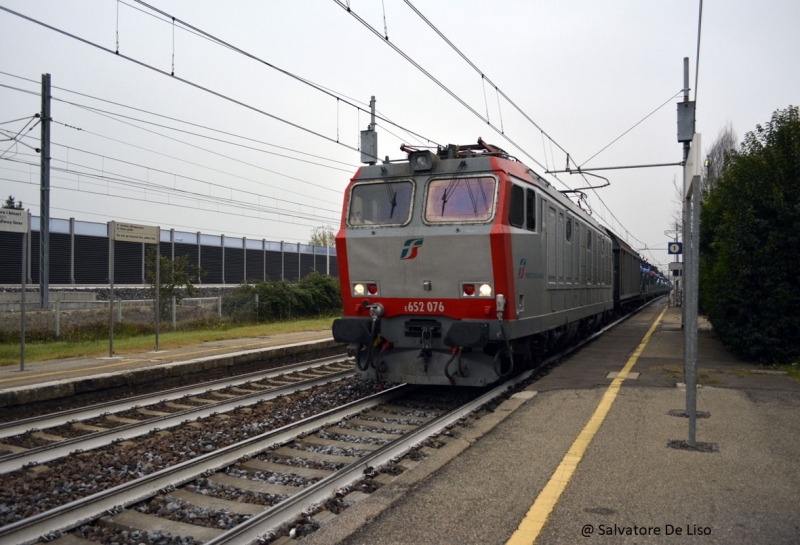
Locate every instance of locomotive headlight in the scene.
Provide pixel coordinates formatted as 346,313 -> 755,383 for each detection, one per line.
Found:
479,283 -> 492,297
409,150 -> 434,171
353,283 -> 365,296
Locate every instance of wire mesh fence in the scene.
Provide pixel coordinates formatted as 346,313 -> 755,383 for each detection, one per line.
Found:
1,273 -> 341,343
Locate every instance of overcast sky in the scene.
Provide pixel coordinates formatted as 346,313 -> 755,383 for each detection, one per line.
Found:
1,0 -> 798,269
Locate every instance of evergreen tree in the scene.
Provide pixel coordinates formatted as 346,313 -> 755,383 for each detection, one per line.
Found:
701,106 -> 800,363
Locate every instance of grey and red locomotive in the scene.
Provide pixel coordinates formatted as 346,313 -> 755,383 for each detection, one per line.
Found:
332,139 -> 669,386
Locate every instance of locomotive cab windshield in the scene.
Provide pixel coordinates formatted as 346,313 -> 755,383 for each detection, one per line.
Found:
347,180 -> 413,226
423,176 -> 497,223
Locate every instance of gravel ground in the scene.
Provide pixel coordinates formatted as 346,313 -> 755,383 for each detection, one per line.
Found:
73,525 -> 202,545
188,476 -> 288,506
136,497 -> 252,530
0,377 -> 378,526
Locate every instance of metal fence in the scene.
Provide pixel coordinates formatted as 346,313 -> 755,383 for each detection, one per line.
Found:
0,215 -> 339,286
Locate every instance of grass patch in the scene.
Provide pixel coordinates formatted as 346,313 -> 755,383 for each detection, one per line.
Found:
649,364 -> 718,384
780,363 -> 800,383
0,317 -> 336,366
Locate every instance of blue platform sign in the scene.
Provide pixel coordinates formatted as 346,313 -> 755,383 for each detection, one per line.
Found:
668,242 -> 683,255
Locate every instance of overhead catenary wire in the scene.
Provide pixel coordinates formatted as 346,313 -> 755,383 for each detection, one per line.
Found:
0,5 -> 387,163
2,145 -> 340,223
0,69 -> 358,169
42,139 -> 342,215
53,111 -> 345,196
579,89 -> 684,167
9,117 -> 344,209
130,0 -> 439,149
397,0 -> 662,248
1,173 -> 329,234
694,0 -> 703,103
331,0 -> 568,191
124,0 -> 423,148
400,1 -> 574,165
0,160 -> 337,226
52,121 -> 343,207
63,102 -> 354,173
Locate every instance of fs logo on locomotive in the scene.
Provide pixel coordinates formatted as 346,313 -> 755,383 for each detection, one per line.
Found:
517,258 -> 527,278
400,238 -> 424,260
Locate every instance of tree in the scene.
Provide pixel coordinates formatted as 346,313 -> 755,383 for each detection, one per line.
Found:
700,106 -> 800,363
145,248 -> 206,320
3,196 -> 23,210
309,226 -> 336,247
702,122 -> 738,194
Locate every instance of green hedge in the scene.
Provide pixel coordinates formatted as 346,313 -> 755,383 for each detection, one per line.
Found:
700,106 -> 800,363
223,271 -> 342,323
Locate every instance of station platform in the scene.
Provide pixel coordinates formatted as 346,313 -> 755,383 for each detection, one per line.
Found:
0,329 -> 337,409
302,302 -> 800,545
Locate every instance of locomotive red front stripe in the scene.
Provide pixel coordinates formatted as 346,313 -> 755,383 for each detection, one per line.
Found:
489,156 -> 517,321
345,297 -> 500,319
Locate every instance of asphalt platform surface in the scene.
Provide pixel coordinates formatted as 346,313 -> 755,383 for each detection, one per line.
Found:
302,302 -> 800,545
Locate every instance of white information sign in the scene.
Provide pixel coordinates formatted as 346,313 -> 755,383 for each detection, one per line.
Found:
0,209 -> 29,233
684,132 -> 702,198
112,222 -> 159,243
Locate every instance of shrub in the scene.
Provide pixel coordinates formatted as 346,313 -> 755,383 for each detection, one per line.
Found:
224,272 -> 341,323
700,106 -> 800,363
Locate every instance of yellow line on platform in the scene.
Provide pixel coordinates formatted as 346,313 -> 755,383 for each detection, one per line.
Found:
506,306 -> 667,545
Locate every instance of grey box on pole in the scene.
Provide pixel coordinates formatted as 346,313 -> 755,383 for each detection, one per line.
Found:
677,101 -> 696,143
360,130 -> 377,164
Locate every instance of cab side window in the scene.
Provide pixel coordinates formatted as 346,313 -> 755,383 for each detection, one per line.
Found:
509,185 -> 524,227
526,188 -> 536,231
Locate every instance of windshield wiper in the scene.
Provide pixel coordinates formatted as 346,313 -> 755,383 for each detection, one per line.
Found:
384,182 -> 397,218
440,161 -> 467,216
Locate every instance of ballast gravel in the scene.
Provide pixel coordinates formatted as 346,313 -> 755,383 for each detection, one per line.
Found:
0,377 -> 378,526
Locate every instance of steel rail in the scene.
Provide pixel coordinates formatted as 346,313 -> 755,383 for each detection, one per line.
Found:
206,371 -> 535,544
0,385 -> 411,545
0,353 -> 348,438
0,366 -> 354,474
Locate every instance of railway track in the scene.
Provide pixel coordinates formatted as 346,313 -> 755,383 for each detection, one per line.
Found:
0,355 -> 352,474
0,371 -> 535,545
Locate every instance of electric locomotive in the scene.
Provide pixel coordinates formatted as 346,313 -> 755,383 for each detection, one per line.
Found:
333,139 -> 625,386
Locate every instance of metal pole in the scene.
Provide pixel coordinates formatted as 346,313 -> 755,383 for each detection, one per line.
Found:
155,232 -> 160,351
681,57 -> 690,328
55,299 -> 60,338
39,73 -> 51,309
69,217 -> 75,285
172,296 -> 176,330
680,57 -> 698,447
686,176 -> 700,445
108,221 -> 115,357
197,231 -> 202,285
21,231 -> 27,371
221,234 -> 226,285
